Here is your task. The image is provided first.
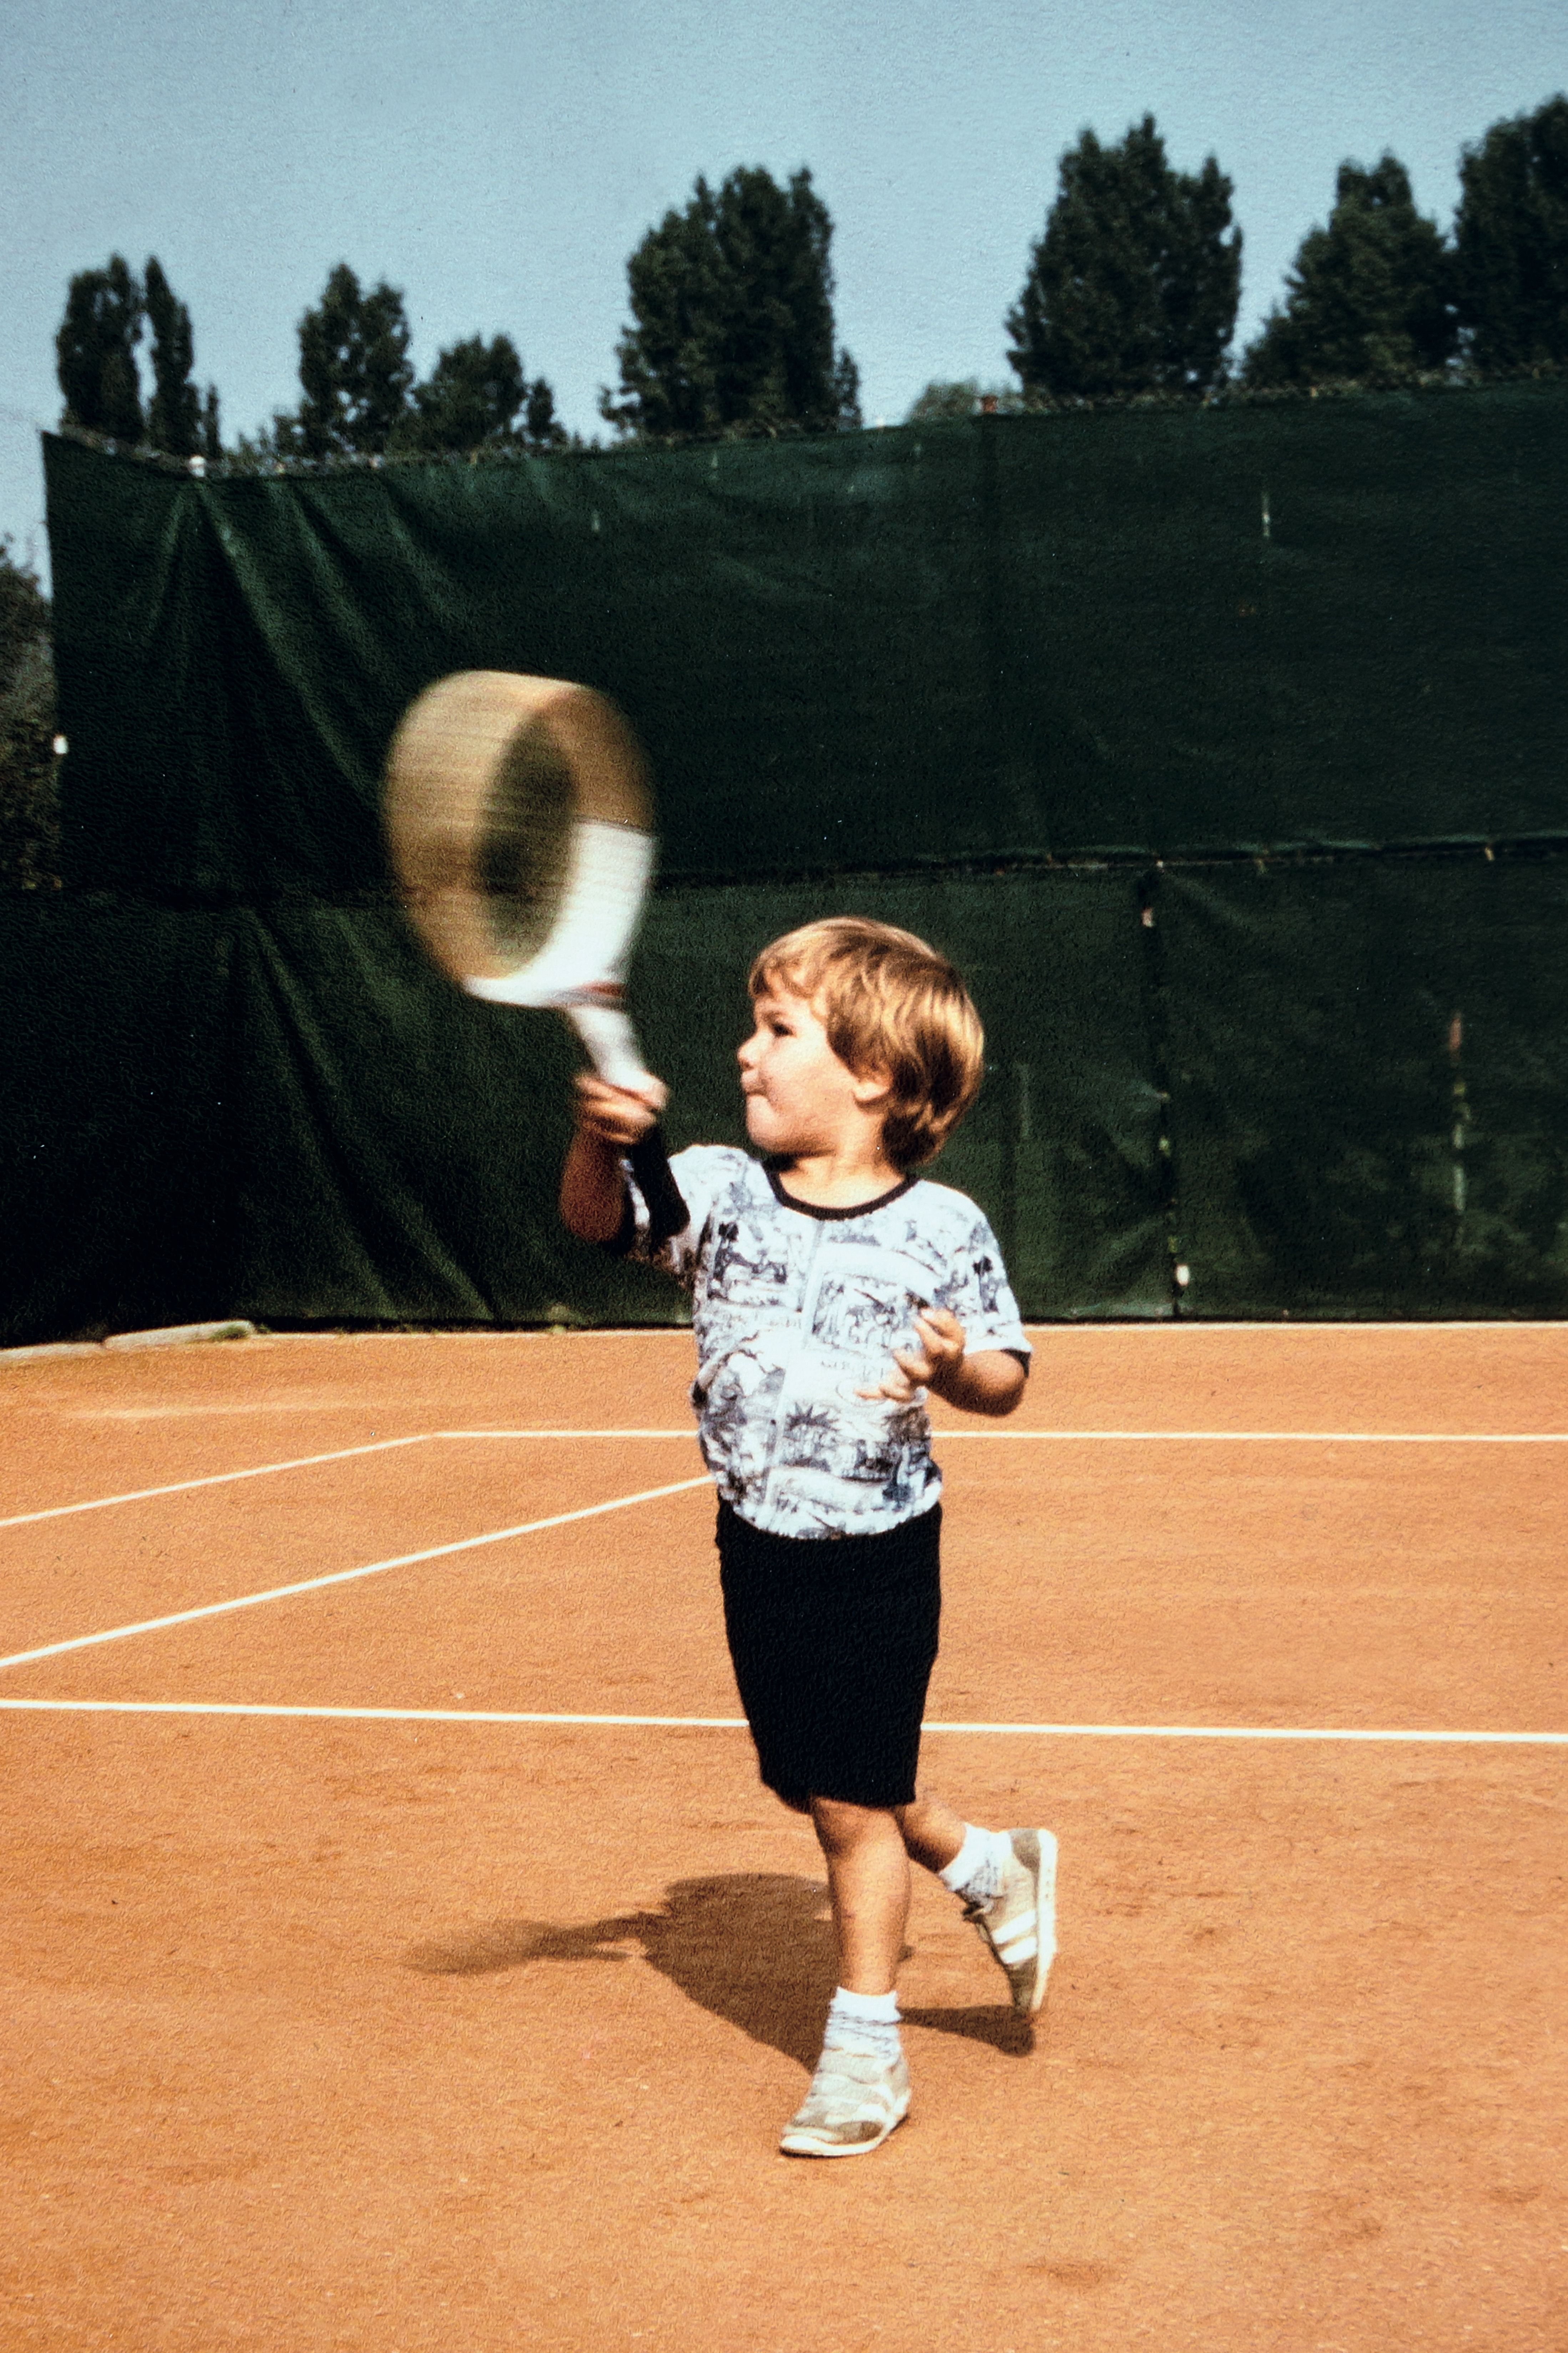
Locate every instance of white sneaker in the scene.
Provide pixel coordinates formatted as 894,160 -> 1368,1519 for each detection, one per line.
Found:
779,2049 -> 911,2158
963,1828 -> 1057,2014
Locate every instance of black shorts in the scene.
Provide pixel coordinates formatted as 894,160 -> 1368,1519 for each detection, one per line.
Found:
715,1499 -> 942,1810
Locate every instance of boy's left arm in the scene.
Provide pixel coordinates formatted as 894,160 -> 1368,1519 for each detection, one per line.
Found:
858,1307 -> 1026,1417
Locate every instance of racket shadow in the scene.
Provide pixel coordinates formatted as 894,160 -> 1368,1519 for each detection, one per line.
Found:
404,1873 -> 1033,2066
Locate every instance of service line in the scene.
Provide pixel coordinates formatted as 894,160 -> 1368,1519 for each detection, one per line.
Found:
452,1427 -> 1568,1445
5,1426 -> 1566,1537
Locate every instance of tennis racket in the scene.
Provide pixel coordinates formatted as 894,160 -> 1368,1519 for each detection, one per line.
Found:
383,669 -> 688,1244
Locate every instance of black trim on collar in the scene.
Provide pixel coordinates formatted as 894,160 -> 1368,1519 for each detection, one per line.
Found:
765,1164 -> 917,1221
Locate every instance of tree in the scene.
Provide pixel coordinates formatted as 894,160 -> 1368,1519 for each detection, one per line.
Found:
394,334 -> 525,452
143,257 -> 202,456
523,374 -> 568,446
904,378 -> 1022,422
832,348 -> 863,428
56,255 -> 145,440
295,264 -> 414,456
1007,116 -> 1241,399
57,255 -> 221,455
603,165 -> 860,437
1243,155 -> 1456,386
0,541 -> 57,889
391,333 -> 566,454
1453,95 -> 1568,371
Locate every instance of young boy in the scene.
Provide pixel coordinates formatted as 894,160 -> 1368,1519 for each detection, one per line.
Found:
560,917 -> 1056,2158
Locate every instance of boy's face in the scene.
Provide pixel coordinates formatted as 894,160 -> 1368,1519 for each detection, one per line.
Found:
738,984 -> 889,1159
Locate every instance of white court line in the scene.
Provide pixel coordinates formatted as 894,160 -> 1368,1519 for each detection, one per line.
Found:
442,1427 -> 1568,1445
439,1429 -> 696,1440
968,1430 -> 1568,1444
0,1698 -> 1560,1744
0,1431 -> 699,1532
9,1426 -> 1567,1535
937,1429 -> 1568,1444
0,1475 -> 712,1672
0,1435 -> 432,1531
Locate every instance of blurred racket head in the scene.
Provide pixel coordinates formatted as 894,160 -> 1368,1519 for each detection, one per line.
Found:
384,668 -> 689,1236
384,670 -> 654,1008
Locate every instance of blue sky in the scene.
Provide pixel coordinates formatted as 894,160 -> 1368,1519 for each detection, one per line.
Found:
2,0 -> 1562,582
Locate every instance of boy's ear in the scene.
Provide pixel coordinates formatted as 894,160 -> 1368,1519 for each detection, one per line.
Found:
850,1063 -> 893,1109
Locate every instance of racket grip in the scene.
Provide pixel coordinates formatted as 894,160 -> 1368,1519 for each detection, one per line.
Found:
629,1128 -> 689,1248
565,1002 -> 688,1245
567,1001 -> 653,1094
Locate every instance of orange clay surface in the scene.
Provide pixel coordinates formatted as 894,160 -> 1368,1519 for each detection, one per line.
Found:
0,1324 -> 1563,2352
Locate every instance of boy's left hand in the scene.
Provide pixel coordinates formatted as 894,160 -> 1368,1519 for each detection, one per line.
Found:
857,1306 -> 967,1405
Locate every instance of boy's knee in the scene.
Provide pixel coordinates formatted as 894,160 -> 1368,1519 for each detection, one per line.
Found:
810,1794 -> 899,1851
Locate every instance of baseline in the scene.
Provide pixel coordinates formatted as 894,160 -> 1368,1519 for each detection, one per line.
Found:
0,1474 -> 713,1673
0,1698 -> 1561,1744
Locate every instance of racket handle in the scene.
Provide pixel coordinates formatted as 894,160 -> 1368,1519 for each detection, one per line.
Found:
629,1127 -> 690,1249
565,1002 -> 688,1245
567,1002 -> 653,1094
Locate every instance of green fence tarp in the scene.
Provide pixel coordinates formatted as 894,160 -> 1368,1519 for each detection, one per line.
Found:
1160,859 -> 1568,1316
13,389 -> 1568,1339
0,870 -> 1167,1344
0,900 -> 233,1341
45,383 -> 1568,898
639,870 -> 1168,1319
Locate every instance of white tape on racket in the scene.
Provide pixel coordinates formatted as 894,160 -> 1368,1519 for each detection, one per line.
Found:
564,1003 -> 655,1094
467,821 -> 655,1010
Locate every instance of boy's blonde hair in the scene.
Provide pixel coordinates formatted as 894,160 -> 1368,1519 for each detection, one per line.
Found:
749,916 -> 985,1169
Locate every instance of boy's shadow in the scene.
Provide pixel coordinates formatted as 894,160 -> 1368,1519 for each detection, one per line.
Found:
404,1873 -> 1033,2067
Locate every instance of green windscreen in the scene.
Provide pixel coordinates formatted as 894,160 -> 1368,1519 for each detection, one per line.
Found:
45,384 -> 1567,895
2,384 -> 1563,1342
1158,858 -> 1568,1316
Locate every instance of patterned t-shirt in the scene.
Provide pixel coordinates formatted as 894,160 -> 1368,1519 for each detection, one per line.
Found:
624,1145 -> 1030,1539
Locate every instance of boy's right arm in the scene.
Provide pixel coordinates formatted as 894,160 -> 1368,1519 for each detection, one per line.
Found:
559,1073 -> 665,1244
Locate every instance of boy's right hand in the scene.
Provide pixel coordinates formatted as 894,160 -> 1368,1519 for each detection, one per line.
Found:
573,1070 -> 667,1149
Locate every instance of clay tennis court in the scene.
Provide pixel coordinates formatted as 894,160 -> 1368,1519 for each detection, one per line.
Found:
0,1322 -> 1563,2351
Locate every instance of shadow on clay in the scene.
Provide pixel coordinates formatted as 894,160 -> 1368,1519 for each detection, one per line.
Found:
404,1872 -> 1034,2068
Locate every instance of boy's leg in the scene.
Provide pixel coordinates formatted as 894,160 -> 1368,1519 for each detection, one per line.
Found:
810,1797 -> 911,1993
897,1788 -> 1058,2017
892,1789 -> 967,1874
779,1798 -> 912,2158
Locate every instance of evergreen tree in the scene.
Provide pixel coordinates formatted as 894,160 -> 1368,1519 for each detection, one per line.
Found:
832,347 -> 863,429
56,255 -> 145,440
1453,95 -> 1568,370
603,166 -> 860,437
1007,117 -> 1241,398
395,334 -> 526,452
0,540 -> 57,890
295,264 -> 414,456
200,386 -> 223,461
523,374 -> 567,447
1243,155 -> 1455,386
143,257 -> 202,455
390,336 -> 569,455
904,378 -> 1023,421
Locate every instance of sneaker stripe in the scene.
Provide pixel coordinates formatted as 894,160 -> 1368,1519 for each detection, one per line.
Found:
963,1828 -> 1058,2016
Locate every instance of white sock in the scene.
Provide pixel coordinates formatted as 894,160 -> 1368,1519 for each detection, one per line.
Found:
938,1823 -> 1013,1911
821,1985 -> 901,2065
